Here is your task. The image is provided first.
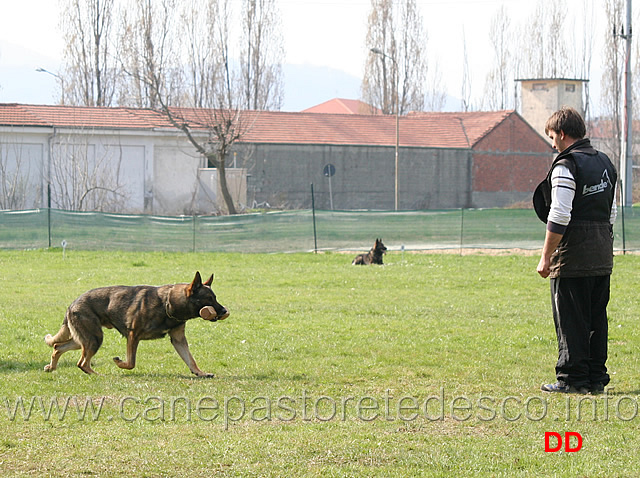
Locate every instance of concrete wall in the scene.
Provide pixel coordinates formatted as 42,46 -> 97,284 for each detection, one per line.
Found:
238,143 -> 472,210
153,143 -> 201,215
400,147 -> 472,209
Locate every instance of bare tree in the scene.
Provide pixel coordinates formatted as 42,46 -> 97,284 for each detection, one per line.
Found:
362,0 -> 395,114
395,0 -> 427,112
166,107 -> 247,215
116,0 -> 243,214
483,6 -> 513,110
460,27 -> 473,112
180,0 -> 221,108
578,0 -> 596,120
599,0 -> 625,165
61,0 -> 117,106
362,0 -> 433,114
546,3 -> 569,78
118,0 -> 180,108
239,0 -> 284,111
517,3 -> 544,79
148,0 -> 249,215
56,0 -> 283,214
156,0 -> 283,214
517,1 -> 572,79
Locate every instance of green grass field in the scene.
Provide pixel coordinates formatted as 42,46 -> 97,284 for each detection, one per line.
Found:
1,249 -> 640,477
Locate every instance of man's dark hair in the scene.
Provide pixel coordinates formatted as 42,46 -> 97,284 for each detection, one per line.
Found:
544,106 -> 586,139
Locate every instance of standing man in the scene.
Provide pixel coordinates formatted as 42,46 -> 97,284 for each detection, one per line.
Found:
533,106 -> 617,394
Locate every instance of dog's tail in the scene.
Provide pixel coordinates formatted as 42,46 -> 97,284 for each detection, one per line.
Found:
45,318 -> 72,347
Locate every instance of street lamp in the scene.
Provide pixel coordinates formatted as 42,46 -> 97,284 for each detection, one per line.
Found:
371,48 -> 399,211
36,67 -> 65,105
36,67 -> 64,245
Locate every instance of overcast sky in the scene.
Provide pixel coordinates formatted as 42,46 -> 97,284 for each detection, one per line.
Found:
0,0 -> 621,112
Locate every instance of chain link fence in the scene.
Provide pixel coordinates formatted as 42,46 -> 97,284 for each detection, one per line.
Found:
1,208 -> 639,253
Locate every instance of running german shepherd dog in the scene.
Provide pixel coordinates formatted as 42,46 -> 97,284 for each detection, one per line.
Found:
352,238 -> 387,265
44,272 -> 229,376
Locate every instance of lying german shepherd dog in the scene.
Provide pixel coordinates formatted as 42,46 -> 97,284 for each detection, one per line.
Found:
44,272 -> 229,376
352,238 -> 387,265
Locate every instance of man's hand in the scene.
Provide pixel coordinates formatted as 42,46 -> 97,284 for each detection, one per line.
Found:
537,255 -> 551,278
538,229 -> 563,279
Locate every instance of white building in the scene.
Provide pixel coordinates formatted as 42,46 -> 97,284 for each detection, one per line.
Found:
0,104 -> 246,214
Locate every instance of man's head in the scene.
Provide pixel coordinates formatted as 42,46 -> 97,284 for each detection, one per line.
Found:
544,106 -> 586,152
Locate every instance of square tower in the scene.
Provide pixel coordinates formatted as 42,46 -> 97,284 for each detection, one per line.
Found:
516,78 -> 587,140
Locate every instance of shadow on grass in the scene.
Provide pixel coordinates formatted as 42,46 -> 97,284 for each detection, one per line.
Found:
99,370 -> 218,380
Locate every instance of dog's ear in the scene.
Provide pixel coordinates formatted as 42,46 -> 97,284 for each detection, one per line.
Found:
204,274 -> 214,287
186,271 -> 203,296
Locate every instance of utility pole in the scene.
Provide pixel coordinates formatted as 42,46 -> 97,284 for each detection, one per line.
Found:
370,48 -> 399,211
620,0 -> 633,207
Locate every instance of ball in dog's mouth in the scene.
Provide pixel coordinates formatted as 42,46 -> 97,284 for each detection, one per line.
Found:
200,306 -> 229,321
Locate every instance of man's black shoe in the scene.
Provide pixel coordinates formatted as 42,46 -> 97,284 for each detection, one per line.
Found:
541,382 -> 588,394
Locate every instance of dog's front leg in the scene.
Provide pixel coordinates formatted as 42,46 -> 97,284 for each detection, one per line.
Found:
113,330 -> 140,370
169,326 -> 213,378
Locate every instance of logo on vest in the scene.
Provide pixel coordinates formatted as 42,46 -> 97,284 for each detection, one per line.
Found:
582,170 -> 612,197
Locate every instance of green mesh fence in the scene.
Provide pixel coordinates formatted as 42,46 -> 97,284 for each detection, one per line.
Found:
1,208 -> 639,253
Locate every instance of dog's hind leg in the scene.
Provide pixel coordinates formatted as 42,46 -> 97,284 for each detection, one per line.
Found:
64,309 -> 104,375
44,339 -> 81,372
76,334 -> 102,375
44,321 -> 79,371
113,330 -> 140,370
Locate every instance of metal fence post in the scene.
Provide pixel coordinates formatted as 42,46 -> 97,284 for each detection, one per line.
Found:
459,207 -> 465,255
193,214 -> 197,253
47,184 -> 52,248
311,183 -> 318,253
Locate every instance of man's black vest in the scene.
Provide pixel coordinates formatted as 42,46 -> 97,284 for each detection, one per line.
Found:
533,138 -> 617,225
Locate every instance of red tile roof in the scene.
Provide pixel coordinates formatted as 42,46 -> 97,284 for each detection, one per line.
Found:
238,109 -> 515,148
0,103 -> 173,129
303,98 -> 382,115
0,102 -> 516,149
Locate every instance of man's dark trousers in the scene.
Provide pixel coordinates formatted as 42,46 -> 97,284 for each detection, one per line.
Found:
550,275 -> 611,389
